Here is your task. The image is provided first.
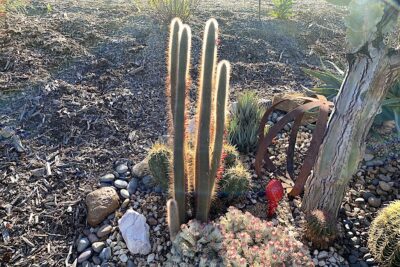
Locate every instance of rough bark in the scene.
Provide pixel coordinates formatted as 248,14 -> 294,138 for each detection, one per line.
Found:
302,42 -> 400,217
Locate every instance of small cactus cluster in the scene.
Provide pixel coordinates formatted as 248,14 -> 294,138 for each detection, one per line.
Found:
368,200 -> 400,267
218,163 -> 251,201
304,209 -> 336,249
148,142 -> 172,191
222,143 -> 239,169
228,91 -> 264,153
219,207 -> 314,267
166,220 -> 224,267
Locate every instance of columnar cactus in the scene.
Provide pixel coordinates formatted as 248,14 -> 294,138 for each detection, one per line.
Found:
166,17 -> 231,225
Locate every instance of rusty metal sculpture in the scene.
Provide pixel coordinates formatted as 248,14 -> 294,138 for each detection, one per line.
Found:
255,95 -> 333,197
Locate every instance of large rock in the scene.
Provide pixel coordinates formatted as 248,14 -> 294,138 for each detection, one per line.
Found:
118,209 -> 151,255
86,187 -> 120,227
131,159 -> 149,178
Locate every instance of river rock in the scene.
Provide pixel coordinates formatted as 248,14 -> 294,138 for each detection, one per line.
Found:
99,247 -> 112,261
120,189 -> 130,199
116,164 -> 129,174
92,242 -> 106,253
128,179 -> 138,194
118,209 -> 151,255
77,249 -> 92,263
77,237 -> 90,252
97,224 -> 112,238
114,179 -> 128,189
368,196 -> 381,208
379,181 -> 392,192
100,173 -> 115,183
86,187 -> 120,227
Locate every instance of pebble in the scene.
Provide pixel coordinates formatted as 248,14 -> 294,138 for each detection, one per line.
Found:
121,199 -> 130,209
318,251 -> 329,260
127,260 -> 135,267
100,173 -> 115,183
128,179 -> 138,194
355,198 -> 365,204
114,179 -> 128,189
77,249 -> 92,263
364,154 -> 374,161
92,242 -> 105,253
367,196 -> 381,208
348,255 -> 357,264
116,164 -> 129,174
87,233 -> 99,243
120,189 -> 130,199
379,181 -> 392,192
147,253 -> 155,263
147,217 -> 157,226
77,238 -> 90,252
92,256 -> 101,265
97,225 -> 112,238
119,253 -> 129,263
99,247 -> 112,261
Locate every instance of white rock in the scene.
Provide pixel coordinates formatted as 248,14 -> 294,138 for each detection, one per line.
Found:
118,209 -> 151,255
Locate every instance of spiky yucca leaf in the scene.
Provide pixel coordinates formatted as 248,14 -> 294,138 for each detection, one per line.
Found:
368,200 -> 400,267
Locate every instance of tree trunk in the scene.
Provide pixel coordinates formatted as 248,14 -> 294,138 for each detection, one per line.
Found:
302,42 -> 400,217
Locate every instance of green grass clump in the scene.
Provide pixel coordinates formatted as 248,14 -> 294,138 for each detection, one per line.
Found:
228,92 -> 264,153
148,0 -> 199,23
368,201 -> 400,267
270,0 -> 294,19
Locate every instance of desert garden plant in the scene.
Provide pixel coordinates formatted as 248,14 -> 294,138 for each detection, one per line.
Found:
148,0 -> 199,23
304,209 -> 336,249
219,207 -> 314,266
270,0 -> 294,19
218,163 -> 251,201
166,17 -> 231,232
368,200 -> 400,267
148,142 -> 172,191
302,0 -> 400,228
303,67 -> 400,133
228,92 -> 264,153
222,143 -> 239,169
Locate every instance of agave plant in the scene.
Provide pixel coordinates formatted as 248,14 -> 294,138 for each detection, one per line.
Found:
255,94 -> 333,197
303,64 -> 400,134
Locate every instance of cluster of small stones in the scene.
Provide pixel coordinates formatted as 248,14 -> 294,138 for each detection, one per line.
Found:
242,108 -> 399,267
76,159 -> 171,267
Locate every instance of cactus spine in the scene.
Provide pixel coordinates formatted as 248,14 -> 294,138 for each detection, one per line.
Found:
148,142 -> 171,191
167,18 -> 230,224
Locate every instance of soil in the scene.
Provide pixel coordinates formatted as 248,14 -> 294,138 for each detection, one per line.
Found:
0,0 -> 394,266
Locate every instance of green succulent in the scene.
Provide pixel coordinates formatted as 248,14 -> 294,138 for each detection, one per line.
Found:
304,209 -> 337,249
218,163 -> 251,201
270,0 -> 294,20
228,92 -> 264,153
148,142 -> 172,191
223,143 -> 239,169
368,200 -> 400,267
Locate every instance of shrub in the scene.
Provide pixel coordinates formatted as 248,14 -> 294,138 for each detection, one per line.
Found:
219,207 -> 313,266
148,142 -> 172,191
166,220 -> 224,266
368,200 -> 400,267
270,0 -> 294,19
222,143 -> 239,169
228,92 -> 264,153
304,209 -> 336,249
218,163 -> 251,201
148,0 -> 199,23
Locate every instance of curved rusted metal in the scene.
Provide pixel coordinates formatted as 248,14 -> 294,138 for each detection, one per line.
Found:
255,95 -> 333,197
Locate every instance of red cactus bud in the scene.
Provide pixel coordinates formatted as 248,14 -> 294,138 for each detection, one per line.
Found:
265,179 -> 284,217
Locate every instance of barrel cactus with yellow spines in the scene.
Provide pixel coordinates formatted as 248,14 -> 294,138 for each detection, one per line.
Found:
165,17 -> 231,233
368,200 -> 400,267
304,209 -> 336,249
222,143 -> 239,169
148,142 -> 172,191
218,163 -> 251,201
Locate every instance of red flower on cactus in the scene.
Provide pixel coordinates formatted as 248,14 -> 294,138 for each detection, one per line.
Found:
265,179 -> 284,217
